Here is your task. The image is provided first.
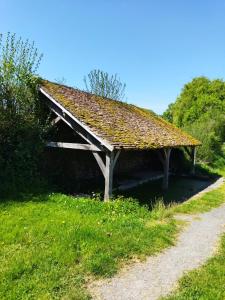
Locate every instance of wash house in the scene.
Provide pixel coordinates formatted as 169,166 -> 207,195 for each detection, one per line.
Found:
39,80 -> 200,201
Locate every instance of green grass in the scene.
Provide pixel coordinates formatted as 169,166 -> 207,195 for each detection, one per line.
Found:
0,194 -> 177,300
119,174 -> 225,215
118,176 -> 213,207
163,234 -> 225,300
0,177 -> 225,299
197,162 -> 225,178
172,183 -> 225,214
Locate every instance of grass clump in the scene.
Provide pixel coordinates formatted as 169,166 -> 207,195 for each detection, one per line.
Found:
0,193 -> 176,300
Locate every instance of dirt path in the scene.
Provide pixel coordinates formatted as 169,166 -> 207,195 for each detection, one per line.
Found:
89,178 -> 225,300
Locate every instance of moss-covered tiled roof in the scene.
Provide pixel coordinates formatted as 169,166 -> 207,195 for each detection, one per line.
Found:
40,80 -> 201,150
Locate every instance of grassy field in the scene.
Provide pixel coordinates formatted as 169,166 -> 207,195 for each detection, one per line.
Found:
0,194 -> 177,300
163,233 -> 225,300
0,178 -> 224,299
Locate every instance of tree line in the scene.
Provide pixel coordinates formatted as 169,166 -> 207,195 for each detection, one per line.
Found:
163,77 -> 225,165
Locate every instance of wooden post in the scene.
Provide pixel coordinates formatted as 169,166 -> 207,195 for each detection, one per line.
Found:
104,152 -> 114,201
92,150 -> 120,201
191,146 -> 197,175
162,148 -> 171,190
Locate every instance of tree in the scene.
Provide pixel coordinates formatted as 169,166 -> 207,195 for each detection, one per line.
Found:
54,76 -> 67,85
163,77 -> 225,164
0,32 -> 46,196
84,69 -> 126,101
0,33 -> 43,117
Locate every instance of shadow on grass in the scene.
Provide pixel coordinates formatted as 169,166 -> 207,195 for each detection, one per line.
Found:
0,176 -> 216,208
115,175 -> 216,208
0,163 -> 221,207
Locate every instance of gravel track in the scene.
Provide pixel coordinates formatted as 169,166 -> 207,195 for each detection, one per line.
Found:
89,178 -> 225,300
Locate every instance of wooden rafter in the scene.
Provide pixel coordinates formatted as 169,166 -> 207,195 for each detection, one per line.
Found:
40,88 -> 113,152
46,142 -> 102,152
46,102 -> 103,151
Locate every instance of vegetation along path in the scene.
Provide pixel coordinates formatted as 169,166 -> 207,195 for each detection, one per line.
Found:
89,178 -> 225,300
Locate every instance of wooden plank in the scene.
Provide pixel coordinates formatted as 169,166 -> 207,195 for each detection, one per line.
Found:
46,142 -> 101,151
104,152 -> 114,201
92,152 -> 106,177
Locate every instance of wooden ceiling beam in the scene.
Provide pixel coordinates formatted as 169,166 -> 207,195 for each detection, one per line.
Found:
46,142 -> 102,152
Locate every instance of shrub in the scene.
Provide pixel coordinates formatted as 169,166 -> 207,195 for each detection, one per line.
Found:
0,32 -> 47,196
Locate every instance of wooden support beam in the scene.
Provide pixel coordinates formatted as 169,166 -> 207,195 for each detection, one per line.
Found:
113,150 -> 121,169
92,150 -> 120,201
183,146 -> 197,175
183,146 -> 192,157
162,148 -> 171,190
51,116 -> 61,126
46,142 -> 101,152
157,148 -> 172,190
40,88 -> 113,152
104,152 -> 114,201
48,104 -> 103,150
92,152 -> 106,177
191,146 -> 197,175
47,140 -> 120,201
157,150 -> 164,165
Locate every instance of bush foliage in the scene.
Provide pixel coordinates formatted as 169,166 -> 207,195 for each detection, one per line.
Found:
0,33 -> 47,196
163,77 -> 225,164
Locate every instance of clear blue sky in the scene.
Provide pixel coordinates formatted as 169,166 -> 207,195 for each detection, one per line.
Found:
1,0 -> 225,114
